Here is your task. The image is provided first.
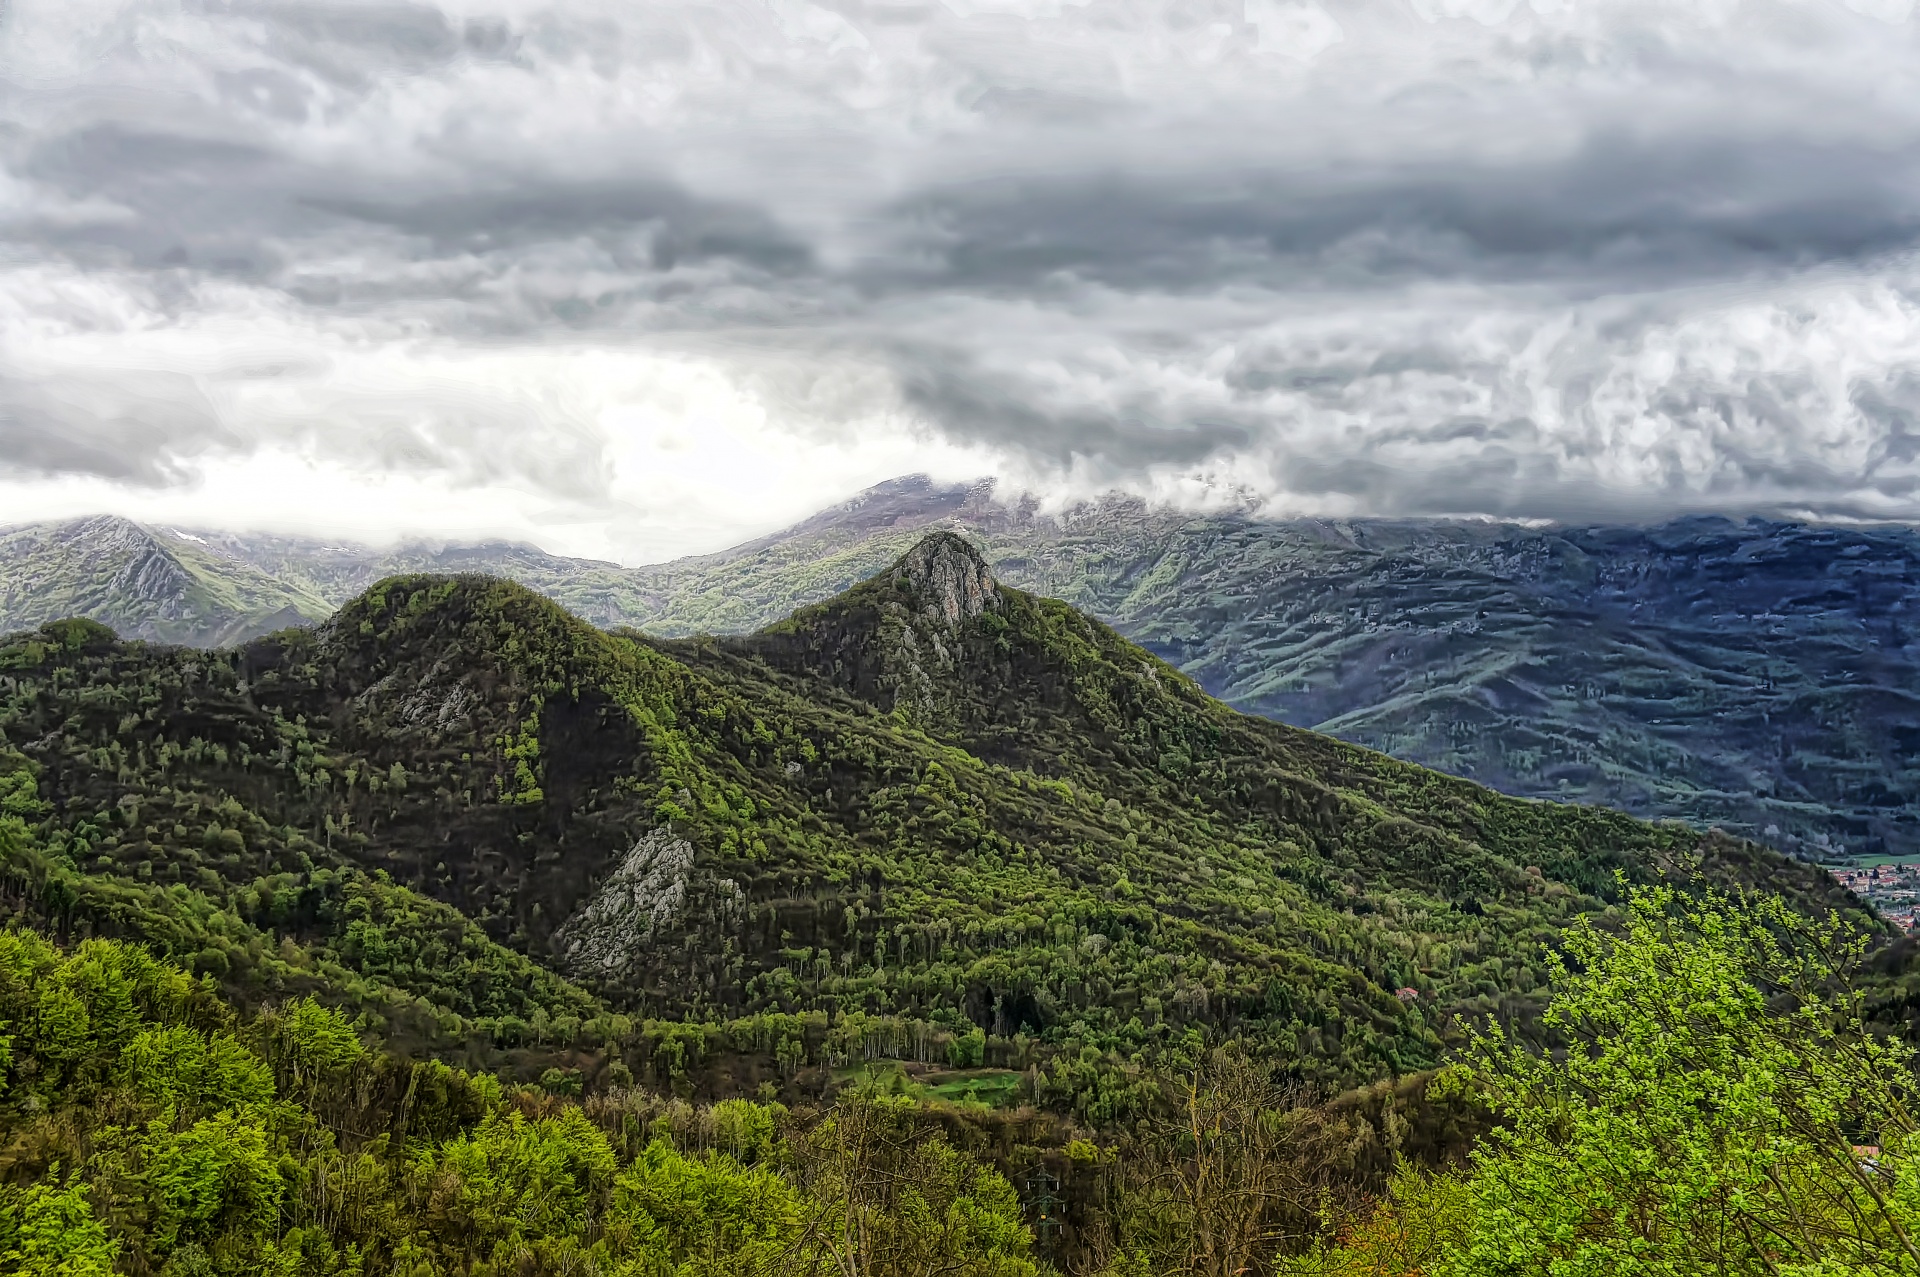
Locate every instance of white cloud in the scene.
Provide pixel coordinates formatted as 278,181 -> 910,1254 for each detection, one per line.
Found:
1245,0 -> 1344,59
1842,0 -> 1916,22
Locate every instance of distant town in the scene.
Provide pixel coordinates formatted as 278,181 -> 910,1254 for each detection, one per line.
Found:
1830,862 -> 1920,933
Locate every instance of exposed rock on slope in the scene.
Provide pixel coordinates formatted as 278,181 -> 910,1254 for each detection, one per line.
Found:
555,828 -> 701,975
893,531 -> 999,626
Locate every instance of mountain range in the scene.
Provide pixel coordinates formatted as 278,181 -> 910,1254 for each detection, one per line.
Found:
2,533 -> 1864,1117
5,476 -> 1919,859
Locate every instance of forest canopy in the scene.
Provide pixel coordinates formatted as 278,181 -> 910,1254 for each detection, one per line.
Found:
3,885 -> 1916,1275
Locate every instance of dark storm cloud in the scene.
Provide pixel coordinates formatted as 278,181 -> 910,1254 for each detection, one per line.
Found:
893,351 -> 1255,467
9,0 -> 1920,526
17,126 -> 304,277
876,133 -> 1920,296
310,183 -> 814,276
18,126 -> 812,282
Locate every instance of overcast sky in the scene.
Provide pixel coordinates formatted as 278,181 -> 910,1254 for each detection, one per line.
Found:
4,0 -> 1920,561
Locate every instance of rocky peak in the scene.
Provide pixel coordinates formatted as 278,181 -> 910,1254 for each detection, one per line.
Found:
891,532 -> 998,626
54,514 -> 153,549
27,516 -> 191,609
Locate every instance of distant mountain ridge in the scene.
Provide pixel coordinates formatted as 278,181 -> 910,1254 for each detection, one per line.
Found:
0,515 -> 332,646
7,477 -> 1920,857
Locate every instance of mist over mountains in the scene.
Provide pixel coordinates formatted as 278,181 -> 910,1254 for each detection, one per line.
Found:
6,476 -> 1917,858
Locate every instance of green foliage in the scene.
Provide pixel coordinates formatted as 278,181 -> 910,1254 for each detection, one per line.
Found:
1281,886 -> 1920,1277
606,1139 -> 805,1275
785,1094 -> 1039,1277
142,1111 -> 286,1256
709,1098 -> 781,1163
264,999 -> 365,1089
1276,1166 -> 1476,1277
0,1177 -> 120,1277
948,1027 -> 987,1069
121,1025 -> 274,1117
0,932 -> 299,1273
415,1108 -> 617,1261
1459,883 -> 1920,1275
0,928 -> 202,1103
0,929 -> 1042,1277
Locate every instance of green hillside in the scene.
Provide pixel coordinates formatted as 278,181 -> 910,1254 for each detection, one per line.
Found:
0,926 -> 1053,1277
0,535 -> 1862,1122
5,534 -> 1919,1277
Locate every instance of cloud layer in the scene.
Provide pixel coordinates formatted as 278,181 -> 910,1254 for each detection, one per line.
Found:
5,0 -> 1920,556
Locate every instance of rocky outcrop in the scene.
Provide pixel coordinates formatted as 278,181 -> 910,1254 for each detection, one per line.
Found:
891,532 -> 998,627
553,828 -> 696,975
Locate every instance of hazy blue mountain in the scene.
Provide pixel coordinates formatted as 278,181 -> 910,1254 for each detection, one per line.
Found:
7,478 -> 1918,856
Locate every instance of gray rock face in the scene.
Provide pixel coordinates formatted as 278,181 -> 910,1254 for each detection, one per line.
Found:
348,656 -> 479,737
891,531 -> 998,626
553,828 -> 695,975
108,530 -> 193,613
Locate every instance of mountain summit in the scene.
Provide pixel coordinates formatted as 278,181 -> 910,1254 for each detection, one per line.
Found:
735,532 -> 1016,735
731,531 -> 1208,770
890,531 -> 1000,626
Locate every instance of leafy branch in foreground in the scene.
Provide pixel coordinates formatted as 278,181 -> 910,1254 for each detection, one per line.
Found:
1295,884 -> 1920,1277
1462,883 -> 1920,1275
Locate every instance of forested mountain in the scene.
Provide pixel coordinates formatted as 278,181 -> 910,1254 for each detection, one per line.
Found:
0,534 -> 1857,1112
8,481 -> 1920,858
560,479 -> 1920,861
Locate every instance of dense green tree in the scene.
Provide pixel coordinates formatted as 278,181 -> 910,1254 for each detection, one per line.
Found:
0,1178 -> 119,1277
783,1093 -> 1037,1277
1461,884 -> 1920,1275
1288,886 -> 1920,1277
603,1140 -> 806,1275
